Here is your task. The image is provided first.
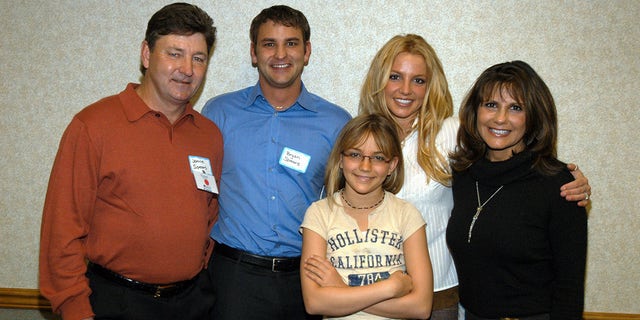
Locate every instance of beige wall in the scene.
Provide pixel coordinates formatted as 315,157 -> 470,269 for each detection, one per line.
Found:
1,0 -> 638,315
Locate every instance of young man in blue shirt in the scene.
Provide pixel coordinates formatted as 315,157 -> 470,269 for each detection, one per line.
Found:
201,5 -> 351,319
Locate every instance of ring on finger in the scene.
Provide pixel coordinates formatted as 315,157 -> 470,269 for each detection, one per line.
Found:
584,192 -> 590,201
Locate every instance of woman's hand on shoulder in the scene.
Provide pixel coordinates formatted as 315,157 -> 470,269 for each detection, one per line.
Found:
561,163 -> 591,207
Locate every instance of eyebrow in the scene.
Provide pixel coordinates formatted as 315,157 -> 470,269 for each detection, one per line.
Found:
260,37 -> 301,42
167,46 -> 208,58
346,148 -> 385,154
389,69 -> 427,76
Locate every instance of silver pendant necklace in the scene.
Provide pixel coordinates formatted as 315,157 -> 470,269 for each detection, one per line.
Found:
468,181 -> 504,243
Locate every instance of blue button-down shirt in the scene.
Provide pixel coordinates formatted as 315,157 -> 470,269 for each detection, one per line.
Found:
202,82 -> 351,257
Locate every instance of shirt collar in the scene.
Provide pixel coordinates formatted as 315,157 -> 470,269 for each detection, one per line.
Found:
120,82 -> 197,125
244,81 -> 318,112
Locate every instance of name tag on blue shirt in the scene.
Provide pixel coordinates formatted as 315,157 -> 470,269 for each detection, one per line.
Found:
279,147 -> 310,173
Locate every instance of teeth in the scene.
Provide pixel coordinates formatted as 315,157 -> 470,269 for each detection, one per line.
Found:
490,129 -> 509,135
394,98 -> 412,104
273,64 -> 289,68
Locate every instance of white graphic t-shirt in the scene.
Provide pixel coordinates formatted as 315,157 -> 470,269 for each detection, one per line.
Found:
301,191 -> 426,320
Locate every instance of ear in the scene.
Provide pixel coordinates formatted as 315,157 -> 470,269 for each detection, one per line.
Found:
303,41 -> 311,66
141,40 -> 151,70
250,42 -> 258,67
387,156 -> 399,176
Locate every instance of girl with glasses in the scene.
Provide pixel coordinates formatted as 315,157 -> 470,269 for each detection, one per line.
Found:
300,113 -> 433,319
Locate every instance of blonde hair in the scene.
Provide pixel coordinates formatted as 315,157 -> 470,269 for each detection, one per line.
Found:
359,34 -> 453,186
325,114 -> 404,206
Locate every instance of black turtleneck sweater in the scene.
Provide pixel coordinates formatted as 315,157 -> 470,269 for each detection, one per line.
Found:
446,152 -> 587,319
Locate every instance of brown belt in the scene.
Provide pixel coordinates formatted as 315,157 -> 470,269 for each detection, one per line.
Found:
432,286 -> 459,310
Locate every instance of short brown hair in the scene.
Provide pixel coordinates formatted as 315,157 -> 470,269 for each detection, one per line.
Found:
250,5 -> 310,46
142,3 -> 216,74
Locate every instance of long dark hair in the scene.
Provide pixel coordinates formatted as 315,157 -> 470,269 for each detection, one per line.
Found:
451,60 -> 563,175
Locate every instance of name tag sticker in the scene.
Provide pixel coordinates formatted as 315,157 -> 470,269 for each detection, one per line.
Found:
189,155 -> 212,175
279,147 -> 310,173
189,155 -> 217,193
193,172 -> 218,194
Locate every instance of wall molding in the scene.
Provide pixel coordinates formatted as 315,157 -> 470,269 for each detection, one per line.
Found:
0,288 -> 51,310
584,313 -> 640,320
0,287 -> 638,319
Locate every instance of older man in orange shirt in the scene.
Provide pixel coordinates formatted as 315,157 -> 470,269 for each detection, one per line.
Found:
39,3 -> 222,320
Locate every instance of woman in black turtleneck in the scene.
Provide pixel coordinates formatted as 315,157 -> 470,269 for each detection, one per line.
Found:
447,61 -> 587,320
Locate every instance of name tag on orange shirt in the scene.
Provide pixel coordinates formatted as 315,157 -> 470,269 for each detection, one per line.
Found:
189,155 -> 218,194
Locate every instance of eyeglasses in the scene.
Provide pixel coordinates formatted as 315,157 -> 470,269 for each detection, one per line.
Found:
341,152 -> 391,164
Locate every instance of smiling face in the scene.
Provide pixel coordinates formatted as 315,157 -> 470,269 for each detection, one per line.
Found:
340,134 -> 398,200
477,87 -> 527,161
383,52 -> 428,131
141,33 -> 209,109
251,21 -> 311,91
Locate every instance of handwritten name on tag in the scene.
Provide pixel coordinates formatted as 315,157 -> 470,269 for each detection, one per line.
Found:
279,147 -> 310,173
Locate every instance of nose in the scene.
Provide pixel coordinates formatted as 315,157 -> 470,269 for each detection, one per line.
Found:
494,107 -> 507,123
275,44 -> 287,59
358,157 -> 372,171
180,57 -> 194,77
400,80 -> 412,95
